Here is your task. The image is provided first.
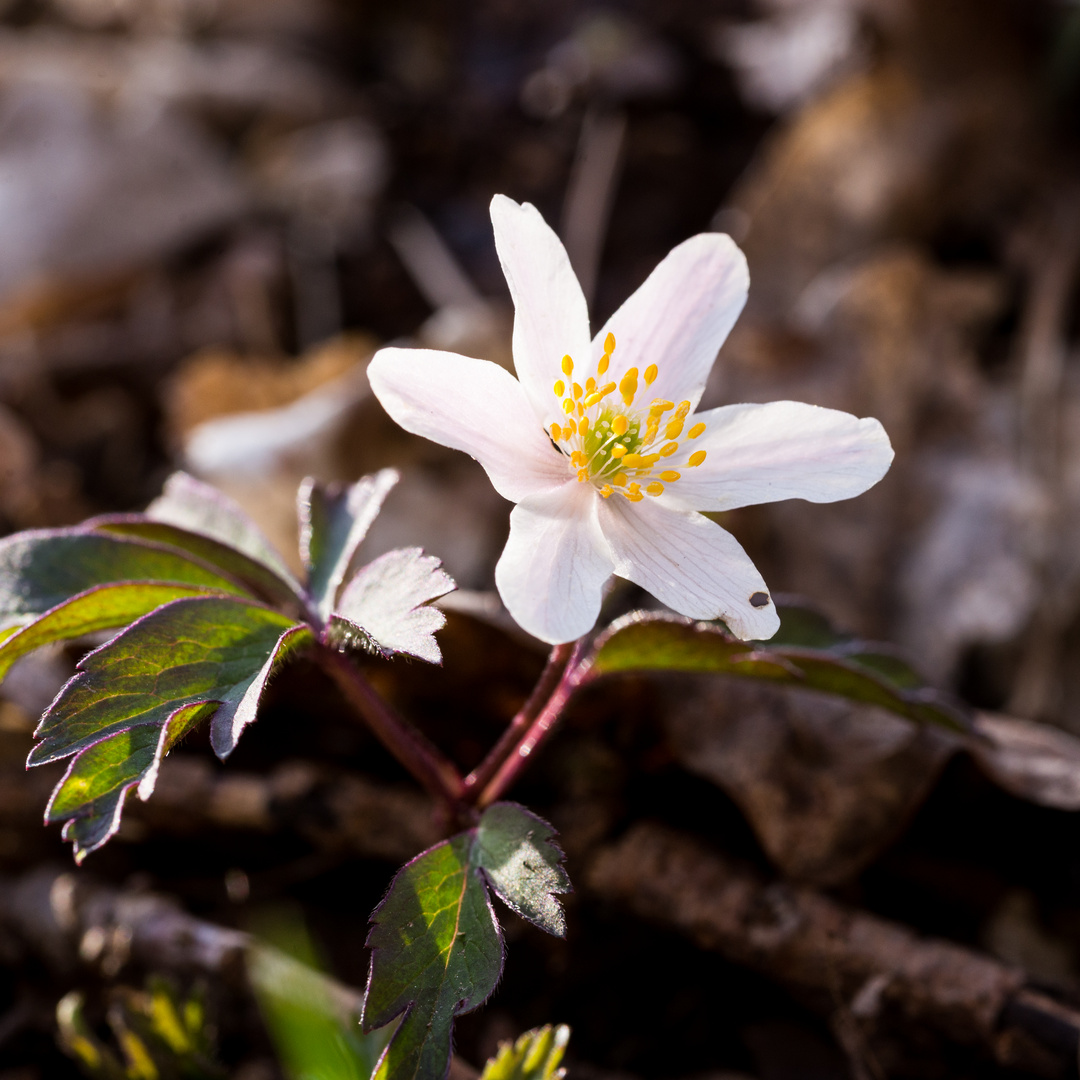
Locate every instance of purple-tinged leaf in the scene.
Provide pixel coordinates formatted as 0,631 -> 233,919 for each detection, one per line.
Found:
28,595 -> 309,860
475,803 -> 570,937
589,611 -> 970,733
0,582 -> 219,684
363,804 -> 568,1080
0,530 -> 250,626
298,470 -> 399,618
146,472 -> 302,592
330,547 -> 455,664
91,517 -> 304,610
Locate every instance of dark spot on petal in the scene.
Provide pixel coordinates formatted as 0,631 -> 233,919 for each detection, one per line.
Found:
750,591 -> 770,608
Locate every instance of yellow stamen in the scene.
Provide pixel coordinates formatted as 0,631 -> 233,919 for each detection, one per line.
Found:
573,382 -> 583,399
660,441 -> 679,457
577,468 -> 589,482
563,425 -> 575,441
646,482 -> 664,496
675,400 -> 691,419
571,451 -> 588,467
586,377 -> 596,393
550,423 -> 561,441
578,416 -> 589,435
577,403 -> 585,417
562,355 -> 574,376
611,445 -> 627,459
562,398 -> 575,414
625,491 -> 644,502
641,453 -> 661,467
665,419 -> 684,440
612,415 -> 629,436
605,332 -> 616,354
644,419 -> 660,443
688,450 -> 707,467
660,470 -> 681,482
600,485 -> 613,498
554,380 -> 565,397
612,472 -> 628,487
621,453 -> 643,469
688,422 -> 706,439
598,353 -> 610,375
644,364 -> 658,385
650,399 -> 674,414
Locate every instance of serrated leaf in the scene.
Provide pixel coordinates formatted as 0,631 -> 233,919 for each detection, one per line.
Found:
31,595 -> 310,860
0,582 -> 217,684
146,471 -> 301,592
298,470 -> 399,618
0,530 -> 250,626
363,835 -> 504,1080
475,803 -> 570,937
590,610 -> 969,732
331,547 -> 455,664
91,517 -> 304,609
363,804 -> 568,1080
480,1026 -> 570,1080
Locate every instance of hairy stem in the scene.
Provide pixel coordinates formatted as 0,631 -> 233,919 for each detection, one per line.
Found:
315,644 -> 465,809
475,638 -> 590,809
462,641 -> 576,801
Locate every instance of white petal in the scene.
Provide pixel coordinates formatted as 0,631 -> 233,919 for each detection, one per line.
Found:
495,481 -> 615,644
661,401 -> 894,512
592,233 -> 748,410
598,497 -> 779,640
368,347 -> 569,503
490,195 -> 593,420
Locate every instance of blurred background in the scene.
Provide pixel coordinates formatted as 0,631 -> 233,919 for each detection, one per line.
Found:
6,0 -> 1080,1077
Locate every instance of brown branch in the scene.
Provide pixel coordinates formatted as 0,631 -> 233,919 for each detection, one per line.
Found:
587,823 -> 1080,1078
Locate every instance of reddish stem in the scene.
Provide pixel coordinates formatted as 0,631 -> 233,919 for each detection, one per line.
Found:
315,644 -> 465,809
462,641 -> 576,801
475,638 -> 590,809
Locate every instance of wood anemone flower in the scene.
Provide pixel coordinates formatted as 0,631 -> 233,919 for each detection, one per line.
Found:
368,195 -> 894,645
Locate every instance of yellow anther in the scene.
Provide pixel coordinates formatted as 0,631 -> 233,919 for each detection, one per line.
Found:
660,441 -> 679,457
583,394 -> 600,407
611,445 -> 627,459
605,332 -> 616,354
612,415 -> 629,436
688,422 -> 706,439
645,419 -> 660,442
650,399 -> 674,414
620,366 -> 639,386
562,355 -> 574,376
571,451 -> 588,467
621,453 -> 643,469
612,472 -> 628,487
660,470 -> 681,482
688,450 -> 707,467
646,482 -> 664,496
573,382 -> 583,399
554,380 -> 565,397
577,403 -> 585,417
550,423 -> 561,441
665,419 -> 684,440
625,490 -> 644,502
563,425 -> 576,441
600,485 -> 613,498
577,468 -> 589,482
598,353 -> 610,375
628,482 -> 641,494
642,453 -> 661,467
562,398 -> 575,414
675,400 -> 691,419
578,416 -> 590,435
644,364 -> 658,385
585,377 -> 596,393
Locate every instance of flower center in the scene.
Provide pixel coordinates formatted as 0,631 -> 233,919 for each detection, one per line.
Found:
547,333 -> 708,502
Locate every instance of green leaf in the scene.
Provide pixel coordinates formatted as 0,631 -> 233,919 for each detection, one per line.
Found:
590,610 -> 969,732
0,530 -> 251,626
331,547 -> 455,664
31,595 -> 311,860
299,470 -> 399,618
0,582 -> 218,684
91,517 -> 304,610
363,804 -> 568,1080
480,1026 -> 570,1080
475,803 -> 570,937
146,471 -> 302,592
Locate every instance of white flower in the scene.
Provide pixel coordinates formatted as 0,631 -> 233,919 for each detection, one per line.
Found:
368,195 -> 893,645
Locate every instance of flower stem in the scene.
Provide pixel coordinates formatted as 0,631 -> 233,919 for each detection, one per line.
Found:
474,637 -> 590,809
462,641 -> 576,801
315,644 -> 465,809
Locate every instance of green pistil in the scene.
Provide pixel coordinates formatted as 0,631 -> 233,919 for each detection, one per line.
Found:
583,409 -> 643,478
